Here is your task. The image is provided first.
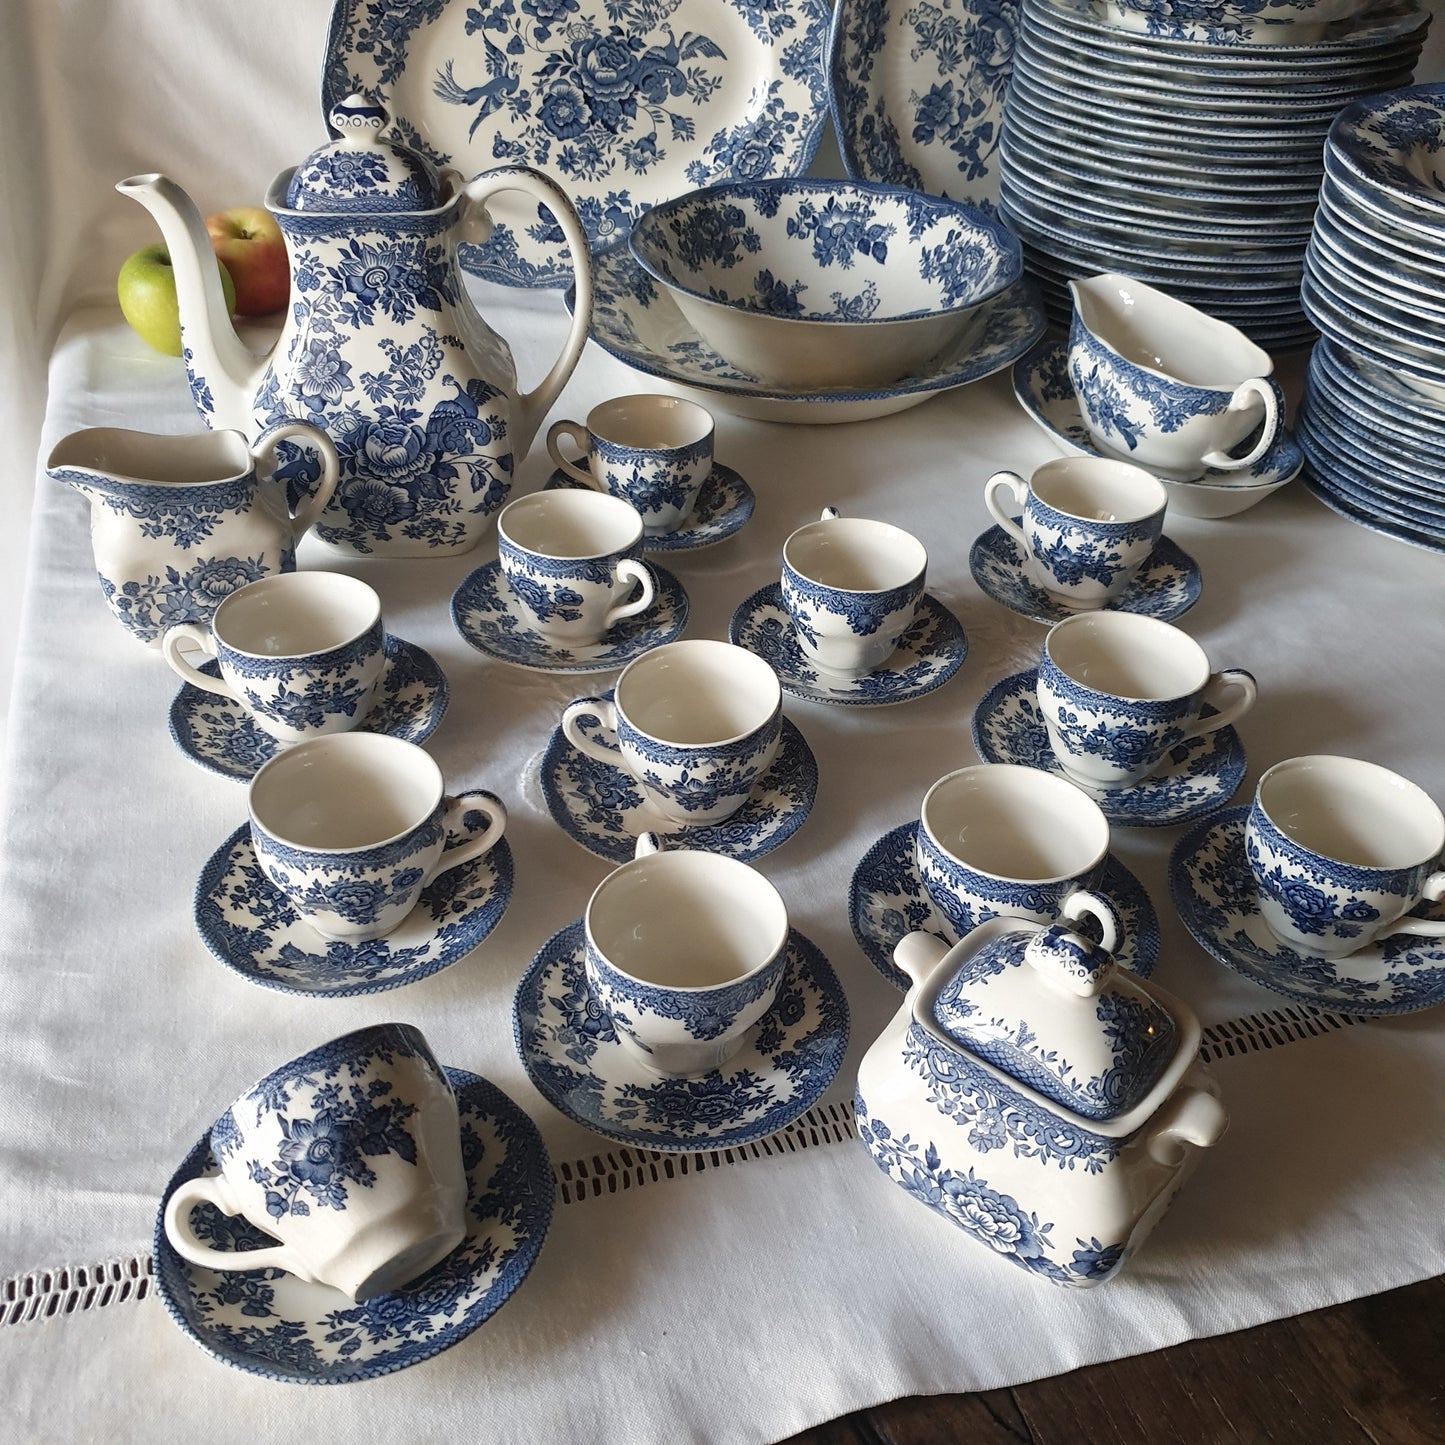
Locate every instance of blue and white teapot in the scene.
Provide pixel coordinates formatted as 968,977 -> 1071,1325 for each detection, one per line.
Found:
119,94 -> 593,557
856,903 -> 1227,1287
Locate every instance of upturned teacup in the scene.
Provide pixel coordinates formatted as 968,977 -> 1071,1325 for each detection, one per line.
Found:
162,1022 -> 467,1302
984,457 -> 1167,608
1246,755 -> 1445,958
546,394 -> 714,535
780,507 -> 927,677
162,572 -> 385,744
585,833 -> 790,1076
248,733 -> 506,941
1068,274 -> 1283,481
915,764 -> 1120,943
497,489 -> 655,644
1036,613 -> 1257,790
561,639 -> 782,827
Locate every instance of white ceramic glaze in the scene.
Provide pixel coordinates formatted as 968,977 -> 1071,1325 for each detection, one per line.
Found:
248,733 -> 506,942
584,834 -> 790,1076
1037,612 -> 1257,790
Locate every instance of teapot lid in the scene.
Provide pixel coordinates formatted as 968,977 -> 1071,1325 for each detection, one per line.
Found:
285,94 -> 444,213
928,912 -> 1178,1122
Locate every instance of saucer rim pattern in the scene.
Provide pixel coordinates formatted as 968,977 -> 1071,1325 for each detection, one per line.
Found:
514,920 -> 850,1153
152,1068 -> 553,1385
727,583 -> 968,707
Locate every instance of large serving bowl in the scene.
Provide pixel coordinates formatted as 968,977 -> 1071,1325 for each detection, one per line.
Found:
629,179 -> 1022,390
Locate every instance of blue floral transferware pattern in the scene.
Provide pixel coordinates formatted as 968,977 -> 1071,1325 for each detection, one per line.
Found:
514,921 -> 848,1150
195,803 -> 512,998
827,0 -> 1019,208
1170,807 -> 1445,1015
568,244 -> 1046,422
1319,85 -> 1445,220
322,0 -> 831,288
729,583 -> 967,706
155,1069 -> 552,1383
452,558 -> 688,672
545,460 -> 755,550
972,670 -> 1245,828
541,711 -> 817,862
969,524 -> 1200,626
849,822 -> 1159,989
170,636 -> 449,783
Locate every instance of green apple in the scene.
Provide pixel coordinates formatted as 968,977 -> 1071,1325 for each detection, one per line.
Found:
117,243 -> 236,358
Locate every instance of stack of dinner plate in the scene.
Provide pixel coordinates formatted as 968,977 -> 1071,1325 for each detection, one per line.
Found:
1298,84 -> 1445,550
998,0 -> 1429,350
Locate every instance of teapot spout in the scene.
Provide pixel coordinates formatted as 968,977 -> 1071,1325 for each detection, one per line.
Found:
116,173 -> 268,432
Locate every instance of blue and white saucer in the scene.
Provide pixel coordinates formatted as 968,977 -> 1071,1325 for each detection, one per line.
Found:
727,584 -> 967,707
194,797 -> 513,998
154,1069 -> 552,1384
169,636 -> 448,782
514,921 -> 849,1152
849,822 -> 1160,990
451,560 -> 688,673
540,708 -> 817,864
1170,807 -> 1445,1016
544,460 -> 755,552
973,669 -> 1246,828
969,526 -> 1201,626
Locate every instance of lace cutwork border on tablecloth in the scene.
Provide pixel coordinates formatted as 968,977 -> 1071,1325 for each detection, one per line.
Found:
0,1005 -> 1363,1326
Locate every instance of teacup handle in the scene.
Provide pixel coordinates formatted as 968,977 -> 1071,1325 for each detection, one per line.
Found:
545,419 -> 598,488
1200,378 -> 1282,472
603,560 -> 655,629
1061,889 -> 1122,957
983,471 -> 1031,557
161,624 -> 236,700
254,421 -> 341,536
561,696 -> 624,768
428,789 -> 507,882
1183,668 -> 1257,740
163,1174 -> 306,1277
1378,870 -> 1445,943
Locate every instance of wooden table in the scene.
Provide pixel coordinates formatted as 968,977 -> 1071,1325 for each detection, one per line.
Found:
788,1274 -> 1445,1443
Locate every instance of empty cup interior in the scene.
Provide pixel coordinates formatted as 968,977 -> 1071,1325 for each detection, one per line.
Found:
213,572 -> 381,657
784,517 -> 926,593
590,395 -> 713,453
616,640 -> 780,744
588,850 -> 788,988
922,764 -> 1109,881
1030,458 -> 1167,525
1256,756 -> 1445,870
499,490 -> 642,559
1046,613 -> 1209,702
250,733 -> 442,850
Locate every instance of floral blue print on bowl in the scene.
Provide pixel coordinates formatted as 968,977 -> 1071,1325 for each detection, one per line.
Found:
1326,83 -> 1445,226
629,177 -> 1022,388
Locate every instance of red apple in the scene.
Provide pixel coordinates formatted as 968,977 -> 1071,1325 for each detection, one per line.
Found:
204,206 -> 289,316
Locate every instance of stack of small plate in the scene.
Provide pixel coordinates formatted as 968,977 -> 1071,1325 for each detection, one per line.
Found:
1298,84 -> 1445,550
998,0 -> 1428,350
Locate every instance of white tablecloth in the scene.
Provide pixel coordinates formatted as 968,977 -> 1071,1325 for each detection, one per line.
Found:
5,3 -> 1445,1440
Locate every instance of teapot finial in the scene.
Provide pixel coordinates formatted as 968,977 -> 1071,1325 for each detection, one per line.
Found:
328,93 -> 390,141
285,93 -> 443,213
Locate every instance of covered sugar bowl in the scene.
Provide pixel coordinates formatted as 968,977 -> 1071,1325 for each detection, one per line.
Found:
855,900 -> 1226,1286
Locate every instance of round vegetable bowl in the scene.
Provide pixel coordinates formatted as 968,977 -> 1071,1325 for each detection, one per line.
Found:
628,178 -> 1022,390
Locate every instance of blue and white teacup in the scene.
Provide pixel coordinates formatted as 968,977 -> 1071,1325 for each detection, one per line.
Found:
584,833 -> 790,1076
1068,274 -> 1283,482
780,507 -> 927,678
983,458 -> 1167,608
1037,612 -> 1256,791
561,639 -> 782,827
248,733 -> 506,942
546,394 -> 715,536
1246,755 -> 1445,958
497,489 -> 656,644
162,1022 -> 467,1302
162,572 -> 385,744
915,764 -> 1119,944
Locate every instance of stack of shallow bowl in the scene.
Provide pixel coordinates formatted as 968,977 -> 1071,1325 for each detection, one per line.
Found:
998,0 -> 1429,351
1298,83 -> 1445,550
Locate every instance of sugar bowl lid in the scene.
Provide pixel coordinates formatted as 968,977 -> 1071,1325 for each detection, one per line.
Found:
285,93 -> 444,213
927,899 -> 1178,1122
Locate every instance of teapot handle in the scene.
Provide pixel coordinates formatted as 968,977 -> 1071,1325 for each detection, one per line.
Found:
459,167 -> 593,455
252,422 -> 340,538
